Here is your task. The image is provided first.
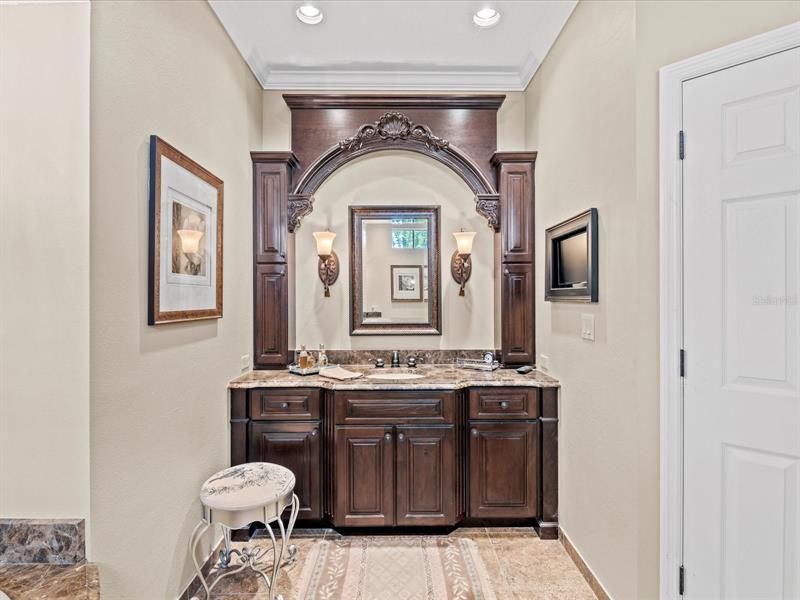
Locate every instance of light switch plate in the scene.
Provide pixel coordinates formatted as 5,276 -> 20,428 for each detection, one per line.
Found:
581,314 -> 595,341
241,354 -> 251,371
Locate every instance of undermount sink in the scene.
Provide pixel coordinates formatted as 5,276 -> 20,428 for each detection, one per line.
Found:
366,372 -> 426,381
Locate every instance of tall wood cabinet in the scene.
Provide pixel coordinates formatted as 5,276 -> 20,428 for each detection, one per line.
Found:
251,152 -> 298,368
493,152 -> 537,366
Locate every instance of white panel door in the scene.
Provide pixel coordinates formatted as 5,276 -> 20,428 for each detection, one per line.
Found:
683,47 -> 800,599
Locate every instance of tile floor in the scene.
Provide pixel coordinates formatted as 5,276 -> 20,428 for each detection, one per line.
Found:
187,527 -> 597,600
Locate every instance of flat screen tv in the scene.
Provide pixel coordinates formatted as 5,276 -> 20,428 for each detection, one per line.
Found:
545,208 -> 598,302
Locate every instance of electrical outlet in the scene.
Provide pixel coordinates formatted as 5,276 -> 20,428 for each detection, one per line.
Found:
581,314 -> 595,341
538,354 -> 550,371
241,353 -> 251,371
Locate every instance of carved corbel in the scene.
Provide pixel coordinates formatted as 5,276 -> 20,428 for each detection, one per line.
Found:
476,194 -> 500,231
288,194 -> 313,233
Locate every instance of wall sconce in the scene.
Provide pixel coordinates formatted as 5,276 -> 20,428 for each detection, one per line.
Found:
313,230 -> 340,297
177,229 -> 203,253
451,230 -> 476,296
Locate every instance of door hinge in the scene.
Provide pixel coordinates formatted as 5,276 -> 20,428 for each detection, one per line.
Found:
679,564 -> 685,595
679,349 -> 686,378
679,130 -> 685,160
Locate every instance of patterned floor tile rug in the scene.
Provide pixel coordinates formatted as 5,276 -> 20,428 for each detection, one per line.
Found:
295,536 -> 497,600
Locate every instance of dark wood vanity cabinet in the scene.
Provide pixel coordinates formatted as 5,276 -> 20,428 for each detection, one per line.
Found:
240,388 -> 323,519
231,385 -> 557,538
332,391 -> 459,528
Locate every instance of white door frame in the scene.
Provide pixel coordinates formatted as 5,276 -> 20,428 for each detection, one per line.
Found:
659,21 -> 800,600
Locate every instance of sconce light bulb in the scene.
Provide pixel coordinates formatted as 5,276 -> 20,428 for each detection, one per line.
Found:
313,230 -> 336,257
453,230 -> 476,256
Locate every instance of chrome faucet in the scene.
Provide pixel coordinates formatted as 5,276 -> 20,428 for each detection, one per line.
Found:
391,350 -> 400,368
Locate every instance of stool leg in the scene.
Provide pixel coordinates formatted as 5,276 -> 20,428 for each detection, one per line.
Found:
188,519 -> 211,600
218,526 -> 233,568
285,493 -> 300,562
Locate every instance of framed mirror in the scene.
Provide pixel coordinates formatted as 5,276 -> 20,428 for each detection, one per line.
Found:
349,206 -> 441,335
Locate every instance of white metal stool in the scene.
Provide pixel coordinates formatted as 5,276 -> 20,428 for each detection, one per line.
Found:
189,463 -> 299,600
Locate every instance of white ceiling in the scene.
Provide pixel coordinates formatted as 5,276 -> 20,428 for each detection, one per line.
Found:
209,1 -> 577,91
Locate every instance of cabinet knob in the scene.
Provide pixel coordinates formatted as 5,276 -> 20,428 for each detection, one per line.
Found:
500,401 -> 509,409
311,428 -> 319,437
384,433 -> 392,441
398,433 -> 405,441
471,428 -> 479,437
504,268 -> 509,275
280,402 -> 289,409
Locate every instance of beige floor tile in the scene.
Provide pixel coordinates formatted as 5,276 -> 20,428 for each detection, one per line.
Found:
490,537 -> 596,600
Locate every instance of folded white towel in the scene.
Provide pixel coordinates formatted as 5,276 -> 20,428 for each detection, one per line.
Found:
319,366 -> 363,381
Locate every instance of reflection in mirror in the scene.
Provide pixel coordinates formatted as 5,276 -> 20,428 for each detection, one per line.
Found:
350,206 -> 441,335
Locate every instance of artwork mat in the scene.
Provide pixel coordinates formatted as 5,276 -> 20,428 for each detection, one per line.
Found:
148,135 -> 223,324
390,264 -> 424,302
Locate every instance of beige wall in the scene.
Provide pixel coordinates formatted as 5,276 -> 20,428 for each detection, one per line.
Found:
0,1 -> 91,525
90,1 -> 262,597
526,1 -> 800,599
295,152 -> 496,350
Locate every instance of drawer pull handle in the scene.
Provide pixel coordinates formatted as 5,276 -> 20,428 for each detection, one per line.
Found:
280,402 -> 289,409
398,433 -> 405,441
504,268 -> 509,275
471,428 -> 479,437
311,428 -> 319,437
384,433 -> 392,441
500,401 -> 509,409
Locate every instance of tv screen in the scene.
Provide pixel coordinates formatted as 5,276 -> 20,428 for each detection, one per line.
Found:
555,231 -> 588,288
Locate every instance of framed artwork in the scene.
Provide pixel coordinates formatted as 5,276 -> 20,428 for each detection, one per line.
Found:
148,135 -> 223,324
390,265 -> 423,302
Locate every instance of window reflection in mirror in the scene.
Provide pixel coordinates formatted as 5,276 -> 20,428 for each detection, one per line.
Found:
350,206 -> 441,335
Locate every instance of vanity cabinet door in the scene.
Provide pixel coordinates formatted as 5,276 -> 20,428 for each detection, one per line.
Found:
501,263 -> 535,366
248,421 -> 321,519
254,264 -> 288,367
333,426 -> 395,527
396,426 -> 456,526
469,421 -> 539,519
498,160 -> 534,263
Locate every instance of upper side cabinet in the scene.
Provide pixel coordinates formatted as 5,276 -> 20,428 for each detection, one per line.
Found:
493,153 -> 536,263
254,162 -> 289,264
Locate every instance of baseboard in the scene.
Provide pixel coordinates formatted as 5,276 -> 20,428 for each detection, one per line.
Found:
560,528 -> 612,600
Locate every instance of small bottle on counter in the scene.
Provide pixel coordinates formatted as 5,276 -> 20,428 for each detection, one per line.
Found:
318,344 -> 328,368
307,350 -> 317,369
298,344 -> 309,369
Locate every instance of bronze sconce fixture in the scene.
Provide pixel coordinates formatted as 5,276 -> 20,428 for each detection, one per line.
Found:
450,230 -> 476,296
313,231 -> 339,297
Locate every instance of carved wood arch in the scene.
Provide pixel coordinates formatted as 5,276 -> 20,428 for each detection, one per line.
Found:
288,112 -> 500,232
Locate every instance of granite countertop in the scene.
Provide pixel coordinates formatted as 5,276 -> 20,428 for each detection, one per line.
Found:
229,364 -> 559,390
0,562 -> 99,600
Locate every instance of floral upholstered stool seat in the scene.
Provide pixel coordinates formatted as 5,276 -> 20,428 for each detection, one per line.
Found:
189,462 -> 299,600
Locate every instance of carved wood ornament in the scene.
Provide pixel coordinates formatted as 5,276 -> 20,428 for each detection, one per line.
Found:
288,112 -> 500,233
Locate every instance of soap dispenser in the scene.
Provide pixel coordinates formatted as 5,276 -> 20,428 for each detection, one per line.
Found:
318,344 -> 328,368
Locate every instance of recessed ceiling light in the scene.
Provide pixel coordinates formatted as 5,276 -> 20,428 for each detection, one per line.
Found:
296,3 -> 323,25
473,7 -> 500,28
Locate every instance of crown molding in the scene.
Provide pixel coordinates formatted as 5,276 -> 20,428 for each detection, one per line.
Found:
260,68 -> 527,91
283,94 -> 506,110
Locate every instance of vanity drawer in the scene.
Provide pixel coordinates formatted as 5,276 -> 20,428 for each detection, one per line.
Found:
249,388 -> 321,420
335,390 -> 455,425
468,388 -> 539,420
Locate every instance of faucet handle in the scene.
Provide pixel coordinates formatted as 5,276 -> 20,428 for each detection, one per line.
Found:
374,358 -> 385,368
407,355 -> 417,368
